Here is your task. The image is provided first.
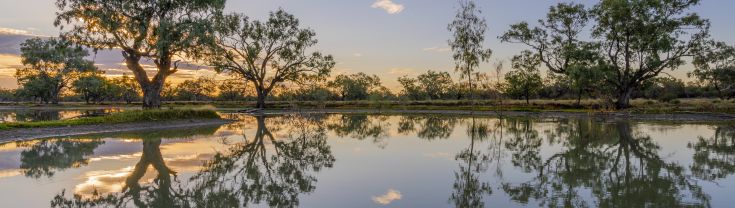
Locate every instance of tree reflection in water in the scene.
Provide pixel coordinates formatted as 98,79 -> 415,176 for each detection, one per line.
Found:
327,114 -> 390,148
14,114 -> 735,207
18,139 -> 104,178
501,119 -> 710,207
690,125 -> 735,181
48,115 -> 334,208
186,115 -> 335,207
397,115 -> 459,140
449,118 -> 492,208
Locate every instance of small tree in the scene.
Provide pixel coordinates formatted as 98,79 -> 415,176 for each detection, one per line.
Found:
204,10 -> 335,108
398,76 -> 424,100
73,73 -> 112,104
448,0 -> 492,101
15,37 -> 95,104
504,51 -> 543,104
111,74 -> 141,104
218,79 -> 251,101
55,0 -> 225,109
691,41 -> 735,100
175,77 -> 216,101
418,71 -> 455,100
328,73 -> 382,101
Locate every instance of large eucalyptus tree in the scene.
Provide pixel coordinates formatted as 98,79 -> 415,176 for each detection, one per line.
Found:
54,0 -> 226,108
203,10 -> 335,108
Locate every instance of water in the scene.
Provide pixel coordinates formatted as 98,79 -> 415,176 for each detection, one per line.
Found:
0,108 -> 125,123
0,113 -> 734,207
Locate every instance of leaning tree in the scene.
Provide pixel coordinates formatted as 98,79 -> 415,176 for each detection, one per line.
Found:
203,10 -> 335,108
54,0 -> 226,109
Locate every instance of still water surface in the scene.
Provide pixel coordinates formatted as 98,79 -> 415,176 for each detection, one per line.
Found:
0,113 -> 734,207
0,108 -> 124,123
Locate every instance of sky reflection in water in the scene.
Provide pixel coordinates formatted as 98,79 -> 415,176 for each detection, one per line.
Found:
0,114 -> 734,207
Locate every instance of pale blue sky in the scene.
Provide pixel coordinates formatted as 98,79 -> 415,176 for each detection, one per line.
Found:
0,0 -> 734,89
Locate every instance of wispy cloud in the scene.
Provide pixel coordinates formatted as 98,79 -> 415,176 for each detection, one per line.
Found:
388,68 -> 416,76
423,47 -> 451,53
371,0 -> 404,14
372,189 -> 402,205
0,27 -> 32,36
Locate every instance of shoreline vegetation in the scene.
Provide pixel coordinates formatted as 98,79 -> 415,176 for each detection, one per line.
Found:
0,109 -> 221,131
4,98 -> 734,114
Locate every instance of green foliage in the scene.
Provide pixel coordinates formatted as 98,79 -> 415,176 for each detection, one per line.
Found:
448,0 -> 492,99
72,73 -> 117,104
329,73 -> 384,101
502,0 -> 710,109
174,77 -> 216,101
15,37 -> 96,104
692,41 -> 735,99
55,0 -> 226,108
0,109 -> 220,131
504,51 -> 543,103
399,70 -> 456,100
0,88 -> 16,102
110,74 -> 141,104
204,9 -> 335,108
217,79 -> 251,101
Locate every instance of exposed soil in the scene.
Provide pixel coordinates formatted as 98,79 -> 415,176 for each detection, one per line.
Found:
0,119 -> 233,142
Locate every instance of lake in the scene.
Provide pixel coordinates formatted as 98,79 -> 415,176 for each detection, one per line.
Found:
0,113 -> 733,207
0,108 -> 125,123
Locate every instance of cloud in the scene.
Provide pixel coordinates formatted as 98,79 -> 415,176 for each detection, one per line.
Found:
353,53 -> 363,57
371,0 -> 404,14
372,189 -> 402,205
388,68 -> 417,76
423,47 -> 451,53
0,27 -> 32,36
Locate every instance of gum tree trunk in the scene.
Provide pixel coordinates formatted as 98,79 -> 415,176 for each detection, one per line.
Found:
123,51 -> 173,109
255,87 -> 270,109
615,87 -> 634,109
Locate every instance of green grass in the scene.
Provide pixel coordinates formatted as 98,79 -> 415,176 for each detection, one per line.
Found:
0,109 -> 221,131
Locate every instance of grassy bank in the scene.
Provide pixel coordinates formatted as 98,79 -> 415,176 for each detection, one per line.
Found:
0,109 -> 221,131
3,98 -> 735,114
179,98 -> 735,114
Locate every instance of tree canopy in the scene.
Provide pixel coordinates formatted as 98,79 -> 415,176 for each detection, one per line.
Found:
54,0 -> 226,108
203,9 -> 335,108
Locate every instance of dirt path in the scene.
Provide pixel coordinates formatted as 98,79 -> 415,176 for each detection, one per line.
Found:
0,119 -> 233,142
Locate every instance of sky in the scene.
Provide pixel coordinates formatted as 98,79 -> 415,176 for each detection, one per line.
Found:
0,0 -> 734,90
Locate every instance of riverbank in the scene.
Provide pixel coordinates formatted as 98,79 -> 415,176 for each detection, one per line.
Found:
0,119 -> 232,142
0,109 -> 220,130
3,98 -> 735,114
245,109 -> 735,123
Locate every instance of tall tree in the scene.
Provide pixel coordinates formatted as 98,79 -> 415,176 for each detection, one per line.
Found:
15,37 -> 96,104
592,0 -> 709,108
691,41 -> 735,100
448,0 -> 492,101
54,0 -> 226,109
204,10 -> 335,108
